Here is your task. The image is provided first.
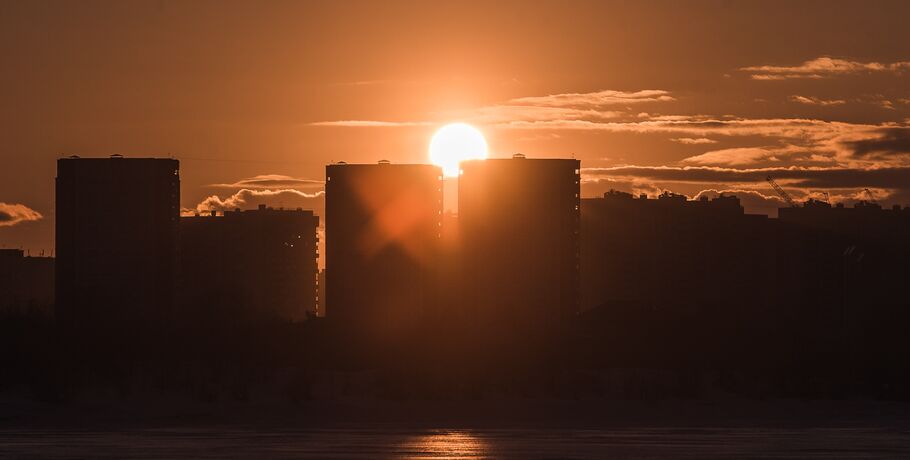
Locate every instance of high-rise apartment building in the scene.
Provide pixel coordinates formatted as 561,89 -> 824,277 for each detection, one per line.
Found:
55,156 -> 180,328
325,162 -> 442,332
458,155 -> 580,329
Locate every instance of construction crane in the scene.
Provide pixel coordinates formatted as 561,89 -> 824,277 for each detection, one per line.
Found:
766,175 -> 798,208
863,188 -> 877,204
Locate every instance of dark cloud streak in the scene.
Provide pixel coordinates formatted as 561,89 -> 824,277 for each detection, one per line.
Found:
583,165 -> 910,189
844,128 -> 910,158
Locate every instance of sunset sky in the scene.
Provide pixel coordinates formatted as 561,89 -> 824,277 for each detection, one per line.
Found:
2,0 -> 909,253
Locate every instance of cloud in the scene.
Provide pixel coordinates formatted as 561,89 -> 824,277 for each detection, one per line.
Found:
194,189 -> 325,214
466,105 -> 623,124
843,128 -> 910,158
508,89 -> 674,107
682,147 -> 779,166
750,74 -> 824,81
500,116 -> 910,167
309,89 -> 673,127
308,120 -> 431,127
671,137 -> 718,145
878,100 -> 896,110
693,189 -> 787,216
790,95 -> 846,106
582,165 -> 910,189
209,174 -> 324,189
307,86 -> 909,170
743,57 -> 910,80
0,203 -> 42,227
497,117 -> 873,138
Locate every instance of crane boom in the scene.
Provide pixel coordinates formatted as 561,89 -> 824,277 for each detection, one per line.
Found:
863,188 -> 877,204
766,175 -> 798,208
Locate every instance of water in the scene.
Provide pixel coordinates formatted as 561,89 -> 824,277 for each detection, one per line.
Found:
2,426 -> 910,458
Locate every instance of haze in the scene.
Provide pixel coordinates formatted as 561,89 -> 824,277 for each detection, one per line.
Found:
2,0 -> 910,254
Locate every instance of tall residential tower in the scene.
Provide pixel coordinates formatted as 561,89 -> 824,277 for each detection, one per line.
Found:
55,156 -> 180,329
325,162 -> 442,333
458,155 -> 581,329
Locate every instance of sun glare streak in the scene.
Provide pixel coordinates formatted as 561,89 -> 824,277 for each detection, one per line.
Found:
398,431 -> 489,459
429,123 -> 489,177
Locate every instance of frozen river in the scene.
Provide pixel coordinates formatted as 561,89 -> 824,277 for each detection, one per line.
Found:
3,426 -> 910,458
3,399 -> 910,458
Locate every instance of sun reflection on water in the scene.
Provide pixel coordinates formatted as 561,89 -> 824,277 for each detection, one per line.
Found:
398,430 -> 489,459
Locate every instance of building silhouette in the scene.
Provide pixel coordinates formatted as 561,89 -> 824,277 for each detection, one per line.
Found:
578,190 -> 910,371
179,205 -> 319,322
324,162 -> 442,333
580,190 -> 776,311
55,156 -> 179,330
776,199 -> 910,370
579,191 -> 788,368
778,199 -> 910,239
0,249 -> 54,316
458,155 -> 581,330
316,268 -> 326,317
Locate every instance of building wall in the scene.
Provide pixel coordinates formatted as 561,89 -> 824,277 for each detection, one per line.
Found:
325,163 -> 442,332
0,249 -> 54,315
458,157 -> 580,329
55,156 -> 179,328
179,206 -> 319,322
316,268 -> 326,317
580,191 -> 776,313
777,201 -> 910,365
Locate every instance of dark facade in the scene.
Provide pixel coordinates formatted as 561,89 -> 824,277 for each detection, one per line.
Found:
579,191 -> 785,368
580,190 -> 776,312
578,191 -> 910,371
179,205 -> 319,322
325,162 -> 442,332
777,200 -> 910,369
316,268 -> 326,317
55,156 -> 179,329
458,156 -> 581,329
778,199 -> 910,239
0,249 -> 54,315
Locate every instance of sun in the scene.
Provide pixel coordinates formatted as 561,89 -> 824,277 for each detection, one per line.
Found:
429,123 -> 488,177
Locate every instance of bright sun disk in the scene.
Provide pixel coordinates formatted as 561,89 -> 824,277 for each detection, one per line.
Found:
429,123 -> 488,177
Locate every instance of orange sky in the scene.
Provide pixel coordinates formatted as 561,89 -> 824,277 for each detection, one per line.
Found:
2,0 -> 910,252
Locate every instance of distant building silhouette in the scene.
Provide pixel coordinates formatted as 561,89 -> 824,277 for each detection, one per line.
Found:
778,199 -> 910,239
459,155 -> 581,329
0,249 -> 54,316
316,268 -> 326,317
777,199 -> 910,368
179,205 -> 319,322
580,190 -> 775,312
325,162 -> 442,332
578,191 -> 910,370
55,156 -> 179,330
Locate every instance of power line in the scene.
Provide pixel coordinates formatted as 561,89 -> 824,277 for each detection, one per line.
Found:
176,156 -> 326,166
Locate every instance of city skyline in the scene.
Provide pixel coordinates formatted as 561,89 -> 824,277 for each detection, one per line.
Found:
4,3 -> 910,455
3,0 -> 910,255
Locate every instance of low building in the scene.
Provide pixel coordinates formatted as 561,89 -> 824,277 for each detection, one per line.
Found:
0,249 -> 54,316
179,205 -> 319,322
